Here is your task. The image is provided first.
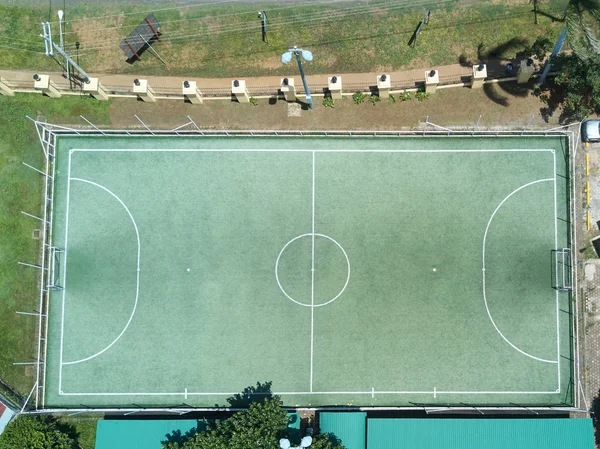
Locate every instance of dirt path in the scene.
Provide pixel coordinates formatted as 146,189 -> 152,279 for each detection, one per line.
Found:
108,82 -> 558,131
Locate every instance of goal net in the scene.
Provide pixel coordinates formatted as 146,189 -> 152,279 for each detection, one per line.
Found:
48,247 -> 64,291
551,248 -> 572,291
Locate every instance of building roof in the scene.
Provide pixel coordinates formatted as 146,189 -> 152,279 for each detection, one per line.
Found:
95,419 -> 201,449
319,412 -> 367,449
0,400 -> 15,436
366,418 -> 595,449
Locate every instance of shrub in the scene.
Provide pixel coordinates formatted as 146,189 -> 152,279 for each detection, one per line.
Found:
249,97 -> 258,106
352,91 -> 366,104
369,94 -> 381,105
323,97 -> 335,108
416,91 -> 430,101
389,94 -> 397,103
400,91 -> 411,101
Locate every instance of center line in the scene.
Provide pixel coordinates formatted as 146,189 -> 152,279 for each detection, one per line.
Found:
310,151 -> 315,392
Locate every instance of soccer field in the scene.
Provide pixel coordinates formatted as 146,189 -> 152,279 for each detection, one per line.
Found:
42,133 -> 573,409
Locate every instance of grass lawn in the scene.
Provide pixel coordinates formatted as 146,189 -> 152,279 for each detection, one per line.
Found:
0,0 -> 567,77
0,94 -> 110,400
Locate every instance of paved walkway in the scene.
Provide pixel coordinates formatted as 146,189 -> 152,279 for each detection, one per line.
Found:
0,58 -> 514,90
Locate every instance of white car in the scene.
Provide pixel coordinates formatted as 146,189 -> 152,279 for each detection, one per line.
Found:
583,120 -> 600,142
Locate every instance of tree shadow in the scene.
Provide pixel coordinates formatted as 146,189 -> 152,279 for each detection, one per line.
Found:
321,432 -> 344,447
226,381 -> 273,407
536,8 -> 564,23
471,37 -> 541,107
592,390 -> 600,447
53,418 -> 79,443
161,420 -> 207,448
483,83 -> 510,106
478,38 -> 528,61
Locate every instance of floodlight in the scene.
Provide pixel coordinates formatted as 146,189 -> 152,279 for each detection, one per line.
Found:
133,78 -> 140,86
33,74 -> 40,81
301,49 -> 312,61
279,438 -> 291,449
281,51 -> 293,64
183,81 -> 190,88
300,436 -> 313,448
258,11 -> 263,18
57,10 -> 64,20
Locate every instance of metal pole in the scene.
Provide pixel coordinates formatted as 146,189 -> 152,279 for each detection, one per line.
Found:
23,162 -> 50,177
58,15 -> 63,49
21,211 -> 49,223
295,50 -> 312,109
537,26 -> 566,86
41,23 -> 49,56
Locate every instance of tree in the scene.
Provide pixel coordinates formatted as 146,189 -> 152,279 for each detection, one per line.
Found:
0,415 -> 77,449
565,0 -> 600,60
163,396 -> 345,449
549,53 -> 600,119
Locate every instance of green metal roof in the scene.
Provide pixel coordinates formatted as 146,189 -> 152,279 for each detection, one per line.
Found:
367,418 -> 595,449
95,419 -> 201,449
320,412 -> 367,449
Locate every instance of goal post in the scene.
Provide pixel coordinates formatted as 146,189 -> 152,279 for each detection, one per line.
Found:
48,247 -> 64,291
551,248 -> 572,291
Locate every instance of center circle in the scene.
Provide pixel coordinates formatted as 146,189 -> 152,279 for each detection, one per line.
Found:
275,233 -> 350,307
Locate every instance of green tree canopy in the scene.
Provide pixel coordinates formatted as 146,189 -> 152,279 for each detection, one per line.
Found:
566,0 -> 600,59
0,415 -> 76,449
548,53 -> 600,119
163,396 -> 345,449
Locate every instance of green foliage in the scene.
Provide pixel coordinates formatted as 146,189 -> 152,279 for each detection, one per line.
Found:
416,91 -> 430,101
528,36 -> 553,61
0,415 -> 77,449
369,94 -> 381,105
551,53 -> 600,119
323,96 -> 335,108
163,396 -> 346,449
249,97 -> 258,106
352,91 -> 366,104
565,0 -> 600,60
400,91 -> 412,101
389,94 -> 397,103
310,433 -> 347,449
166,396 -> 289,449
59,417 -> 98,449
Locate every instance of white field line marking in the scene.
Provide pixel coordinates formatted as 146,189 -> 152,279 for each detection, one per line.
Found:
58,150 -> 73,393
71,148 -> 556,154
554,150 -> 561,391
59,389 -> 561,396
60,147 -> 560,398
62,178 -> 141,366
310,150 -> 315,393
185,388 -> 188,400
482,178 -> 557,364
371,387 -> 375,398
275,233 -> 350,308
434,387 -> 437,399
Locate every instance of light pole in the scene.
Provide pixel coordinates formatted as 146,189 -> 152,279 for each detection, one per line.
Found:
57,10 -> 70,84
282,46 -> 313,109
